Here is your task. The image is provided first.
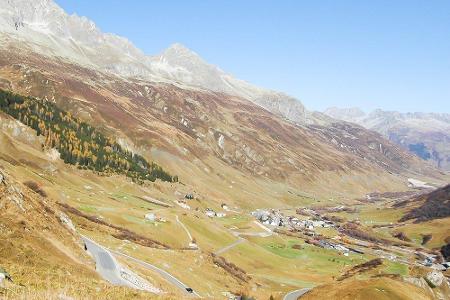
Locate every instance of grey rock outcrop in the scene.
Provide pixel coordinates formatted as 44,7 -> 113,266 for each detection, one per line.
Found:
426,270 -> 445,287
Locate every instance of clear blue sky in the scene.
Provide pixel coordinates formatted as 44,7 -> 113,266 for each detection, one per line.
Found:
55,0 -> 450,113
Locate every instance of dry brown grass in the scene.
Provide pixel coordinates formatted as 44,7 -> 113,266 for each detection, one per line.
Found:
211,254 -> 251,283
340,222 -> 392,245
400,184 -> 450,223
0,173 -> 162,300
301,278 -> 433,300
0,217 -> 155,300
338,258 -> 383,281
0,272 -> 155,300
58,202 -> 169,249
23,180 -> 47,198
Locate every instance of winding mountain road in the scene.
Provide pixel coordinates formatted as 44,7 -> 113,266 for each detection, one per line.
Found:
82,236 -> 133,287
82,236 -> 198,297
112,250 -> 200,298
283,288 -> 311,300
214,221 -> 273,255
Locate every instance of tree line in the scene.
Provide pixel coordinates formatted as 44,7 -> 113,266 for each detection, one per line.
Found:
0,89 -> 177,183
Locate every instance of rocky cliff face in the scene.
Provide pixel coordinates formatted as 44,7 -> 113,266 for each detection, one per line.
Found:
325,107 -> 450,171
0,0 -> 306,124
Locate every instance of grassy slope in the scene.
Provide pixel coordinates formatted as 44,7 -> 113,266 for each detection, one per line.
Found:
330,199 -> 450,250
301,278 -> 433,300
396,219 -> 450,249
0,172 -> 160,299
0,114 -> 365,298
1,110 -> 448,299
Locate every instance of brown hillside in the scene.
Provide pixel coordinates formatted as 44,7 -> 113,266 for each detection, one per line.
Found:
0,168 -> 151,299
0,47 -> 442,204
301,278 -> 433,300
400,184 -> 450,223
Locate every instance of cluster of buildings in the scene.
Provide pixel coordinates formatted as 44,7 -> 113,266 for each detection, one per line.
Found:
175,193 -> 229,218
251,209 -> 334,231
251,209 -> 285,226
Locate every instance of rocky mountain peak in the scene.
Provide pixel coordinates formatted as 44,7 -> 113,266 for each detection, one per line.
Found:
2,0 -> 65,30
154,42 -> 221,76
163,43 -> 198,57
0,0 -> 309,124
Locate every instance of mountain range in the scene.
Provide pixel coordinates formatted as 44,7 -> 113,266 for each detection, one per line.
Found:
0,0 -> 441,193
0,0 -> 307,124
325,107 -> 450,171
0,1 -> 449,299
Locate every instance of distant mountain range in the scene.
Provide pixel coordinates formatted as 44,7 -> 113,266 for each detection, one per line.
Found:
324,107 -> 450,170
0,0 -> 444,198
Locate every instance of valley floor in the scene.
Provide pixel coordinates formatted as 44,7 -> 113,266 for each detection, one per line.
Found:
0,114 -> 449,300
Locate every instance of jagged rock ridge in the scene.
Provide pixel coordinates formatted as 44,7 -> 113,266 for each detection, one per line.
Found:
0,0 -> 306,123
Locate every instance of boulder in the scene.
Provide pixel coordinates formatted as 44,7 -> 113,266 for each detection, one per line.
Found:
6,184 -> 24,211
59,212 -> 76,232
404,276 -> 432,292
426,270 -> 445,287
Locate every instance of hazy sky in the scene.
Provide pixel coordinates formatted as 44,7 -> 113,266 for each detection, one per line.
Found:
55,0 -> 450,113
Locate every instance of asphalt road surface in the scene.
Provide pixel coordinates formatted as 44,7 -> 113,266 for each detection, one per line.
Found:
82,236 -> 132,287
215,221 -> 273,255
112,250 -> 200,298
283,288 -> 311,300
83,236 -> 198,296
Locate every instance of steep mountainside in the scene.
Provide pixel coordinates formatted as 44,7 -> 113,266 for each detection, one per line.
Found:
398,184 -> 450,223
0,90 -> 175,183
325,107 -> 450,171
0,0 -> 444,203
302,277 -> 440,300
0,0 -> 306,124
0,167 -> 153,299
0,47 -> 440,202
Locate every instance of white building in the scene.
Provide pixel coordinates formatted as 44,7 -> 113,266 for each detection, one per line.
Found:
145,213 -> 156,221
205,209 -> 216,217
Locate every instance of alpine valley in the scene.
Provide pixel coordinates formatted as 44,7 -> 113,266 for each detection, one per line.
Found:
325,107 -> 450,172
0,1 -> 449,299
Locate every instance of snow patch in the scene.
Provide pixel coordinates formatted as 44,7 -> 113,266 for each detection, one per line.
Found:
407,178 -> 433,189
